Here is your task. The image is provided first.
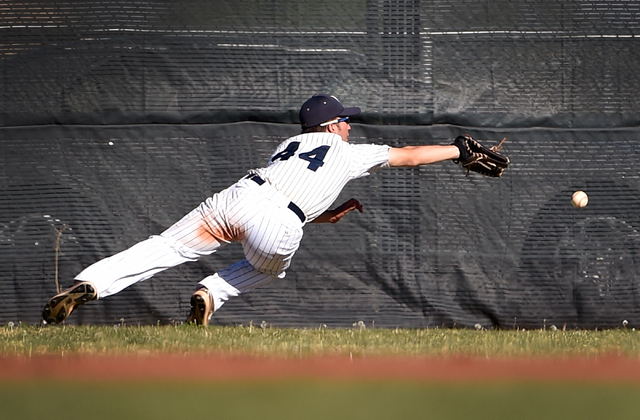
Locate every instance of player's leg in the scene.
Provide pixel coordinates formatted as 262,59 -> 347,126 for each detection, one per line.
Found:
43,191 -> 233,324
187,260 -> 278,325
43,235 -> 201,325
188,194 -> 304,325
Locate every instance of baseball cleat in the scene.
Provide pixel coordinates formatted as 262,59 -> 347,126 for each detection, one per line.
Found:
42,281 -> 97,324
186,288 -> 214,326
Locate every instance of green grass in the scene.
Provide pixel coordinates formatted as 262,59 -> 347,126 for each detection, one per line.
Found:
2,323 -> 640,357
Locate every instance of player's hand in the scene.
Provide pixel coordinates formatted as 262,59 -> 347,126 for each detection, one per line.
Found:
326,198 -> 363,223
312,198 -> 363,224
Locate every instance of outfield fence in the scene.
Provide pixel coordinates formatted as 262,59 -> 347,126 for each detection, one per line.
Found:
2,0 -> 640,329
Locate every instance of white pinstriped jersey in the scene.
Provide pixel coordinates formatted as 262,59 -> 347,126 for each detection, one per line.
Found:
252,132 -> 391,222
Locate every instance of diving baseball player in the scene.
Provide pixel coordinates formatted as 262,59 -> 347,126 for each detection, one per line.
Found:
42,94 -> 462,325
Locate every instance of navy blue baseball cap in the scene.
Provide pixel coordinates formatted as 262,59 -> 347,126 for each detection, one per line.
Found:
299,94 -> 361,129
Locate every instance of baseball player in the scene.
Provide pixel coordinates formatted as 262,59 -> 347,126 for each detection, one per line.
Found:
42,94 -> 461,326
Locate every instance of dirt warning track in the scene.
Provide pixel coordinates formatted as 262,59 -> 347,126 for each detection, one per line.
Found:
2,354 -> 640,383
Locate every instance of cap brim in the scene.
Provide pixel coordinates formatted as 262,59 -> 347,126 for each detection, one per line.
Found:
340,107 -> 361,117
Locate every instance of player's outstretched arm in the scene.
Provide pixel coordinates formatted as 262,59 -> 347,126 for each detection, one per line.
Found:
388,145 -> 459,168
312,198 -> 363,224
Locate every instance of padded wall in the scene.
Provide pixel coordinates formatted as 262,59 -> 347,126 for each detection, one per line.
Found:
2,1 -> 640,328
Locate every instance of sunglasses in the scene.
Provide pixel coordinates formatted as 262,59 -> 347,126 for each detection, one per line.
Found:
320,116 -> 350,126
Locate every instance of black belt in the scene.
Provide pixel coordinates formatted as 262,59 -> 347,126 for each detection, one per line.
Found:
247,174 -> 306,223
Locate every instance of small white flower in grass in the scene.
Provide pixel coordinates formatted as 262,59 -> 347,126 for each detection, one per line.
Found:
260,320 -> 268,330
7,322 -> 14,331
474,323 -> 482,331
623,320 -> 629,328
550,325 -> 557,331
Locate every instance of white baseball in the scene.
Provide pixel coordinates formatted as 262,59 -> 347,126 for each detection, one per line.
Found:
571,190 -> 588,208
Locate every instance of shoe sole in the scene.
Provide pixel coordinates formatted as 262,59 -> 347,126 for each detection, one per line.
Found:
187,291 -> 212,326
42,283 -> 96,324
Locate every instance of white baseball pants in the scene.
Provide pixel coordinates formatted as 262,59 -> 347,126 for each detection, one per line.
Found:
75,177 -> 304,312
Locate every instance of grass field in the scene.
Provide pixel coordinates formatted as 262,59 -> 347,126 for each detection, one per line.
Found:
2,324 -> 640,420
3,323 -> 640,357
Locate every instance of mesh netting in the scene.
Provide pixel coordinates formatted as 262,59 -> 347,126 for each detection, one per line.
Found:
3,1 -> 640,125
2,1 -> 640,328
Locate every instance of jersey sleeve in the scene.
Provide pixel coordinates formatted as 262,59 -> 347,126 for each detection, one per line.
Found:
346,143 -> 391,179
